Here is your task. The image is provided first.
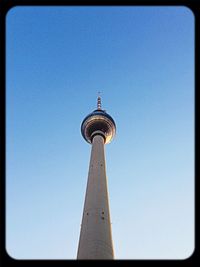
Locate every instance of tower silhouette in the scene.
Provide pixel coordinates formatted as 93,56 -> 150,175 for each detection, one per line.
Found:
77,96 -> 116,259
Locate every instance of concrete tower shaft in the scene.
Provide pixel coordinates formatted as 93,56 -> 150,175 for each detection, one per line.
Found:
77,97 -> 116,259
77,134 -> 114,259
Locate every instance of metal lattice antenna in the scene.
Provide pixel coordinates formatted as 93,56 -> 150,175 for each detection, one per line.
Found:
97,91 -> 102,110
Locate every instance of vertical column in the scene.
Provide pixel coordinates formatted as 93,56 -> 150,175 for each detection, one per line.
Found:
77,134 -> 114,259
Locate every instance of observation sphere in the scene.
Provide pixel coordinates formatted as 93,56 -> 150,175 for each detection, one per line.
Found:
81,98 -> 116,144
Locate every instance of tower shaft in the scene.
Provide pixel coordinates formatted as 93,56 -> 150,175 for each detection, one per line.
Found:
77,134 -> 114,259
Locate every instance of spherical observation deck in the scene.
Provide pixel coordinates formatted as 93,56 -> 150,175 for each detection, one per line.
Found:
81,97 -> 116,144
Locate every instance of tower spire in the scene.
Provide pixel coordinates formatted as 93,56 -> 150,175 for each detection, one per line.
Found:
97,92 -> 102,110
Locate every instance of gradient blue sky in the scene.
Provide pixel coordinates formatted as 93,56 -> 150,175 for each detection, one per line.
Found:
6,6 -> 194,259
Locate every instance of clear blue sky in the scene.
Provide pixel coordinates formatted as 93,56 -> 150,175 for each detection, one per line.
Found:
6,6 -> 194,259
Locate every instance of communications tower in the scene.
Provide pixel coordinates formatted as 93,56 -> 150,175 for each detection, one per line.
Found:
77,96 -> 116,259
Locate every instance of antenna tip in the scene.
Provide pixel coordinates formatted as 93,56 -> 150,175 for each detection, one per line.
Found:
97,92 -> 102,110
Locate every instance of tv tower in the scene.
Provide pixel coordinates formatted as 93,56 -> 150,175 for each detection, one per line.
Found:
77,95 -> 116,259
